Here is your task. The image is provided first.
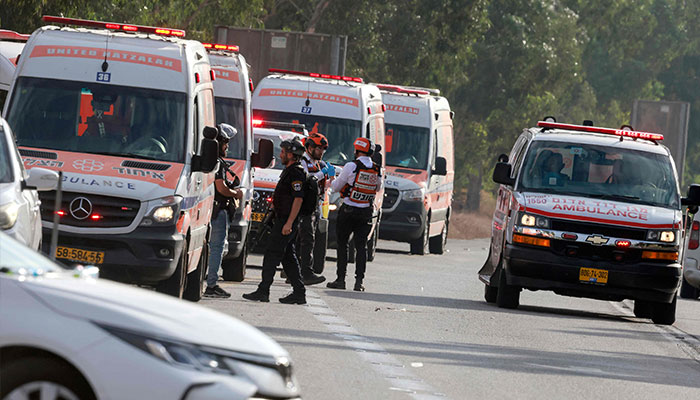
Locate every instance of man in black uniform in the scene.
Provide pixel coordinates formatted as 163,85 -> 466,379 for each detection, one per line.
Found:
243,138 -> 307,304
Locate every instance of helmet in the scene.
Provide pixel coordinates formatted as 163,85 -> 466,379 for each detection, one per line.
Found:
353,137 -> 374,155
305,133 -> 329,149
280,138 -> 305,156
216,123 -> 237,144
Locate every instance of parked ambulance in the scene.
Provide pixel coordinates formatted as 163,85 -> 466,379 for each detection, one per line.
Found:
3,17 -> 221,301
0,30 -> 29,108
204,42 -> 272,282
374,84 -> 454,255
252,69 -> 386,257
482,118 -> 700,325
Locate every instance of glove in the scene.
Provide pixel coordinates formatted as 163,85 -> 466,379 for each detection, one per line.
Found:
322,164 -> 336,177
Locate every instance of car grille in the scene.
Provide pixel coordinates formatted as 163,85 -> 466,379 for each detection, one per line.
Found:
39,191 -> 140,228
252,190 -> 274,215
383,188 -> 400,209
550,239 -> 643,263
550,219 -> 647,240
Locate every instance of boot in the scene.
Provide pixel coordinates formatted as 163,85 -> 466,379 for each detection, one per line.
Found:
303,273 -> 326,286
326,279 -> 346,289
279,292 -> 306,304
353,283 -> 365,292
242,290 -> 270,302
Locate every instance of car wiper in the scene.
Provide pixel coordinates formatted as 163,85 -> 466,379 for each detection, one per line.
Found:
587,193 -> 641,201
116,153 -> 163,161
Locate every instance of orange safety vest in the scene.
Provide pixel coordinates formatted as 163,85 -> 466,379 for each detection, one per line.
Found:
341,160 -> 381,205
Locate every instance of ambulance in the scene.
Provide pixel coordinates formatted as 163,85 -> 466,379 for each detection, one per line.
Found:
3,17 -> 222,301
481,118 -> 700,325
374,84 -> 454,255
0,30 -> 29,108
204,42 -> 272,282
252,69 -> 386,257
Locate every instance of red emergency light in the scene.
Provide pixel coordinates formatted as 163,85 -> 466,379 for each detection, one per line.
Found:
42,16 -> 186,38
252,119 -> 263,127
375,84 -> 430,96
0,30 -> 30,41
202,43 -> 240,52
537,121 -> 664,142
268,68 -> 363,83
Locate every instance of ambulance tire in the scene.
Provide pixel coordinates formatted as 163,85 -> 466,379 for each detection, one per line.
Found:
184,242 -> 208,302
367,228 -> 378,262
484,283 -> 498,303
680,277 -> 699,299
410,220 -> 429,255
633,300 -> 653,318
429,219 -> 448,255
156,242 -> 188,298
650,294 -> 677,325
222,243 -> 247,282
496,267 -> 520,309
313,228 -> 328,274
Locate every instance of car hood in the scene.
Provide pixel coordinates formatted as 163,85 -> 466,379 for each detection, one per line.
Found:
253,168 -> 282,190
385,166 -> 428,189
518,191 -> 681,229
19,274 -> 288,358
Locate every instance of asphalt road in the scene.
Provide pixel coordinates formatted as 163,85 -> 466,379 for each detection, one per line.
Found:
202,239 -> 700,399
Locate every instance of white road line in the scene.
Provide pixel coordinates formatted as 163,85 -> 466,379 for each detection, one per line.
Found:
305,291 -> 450,400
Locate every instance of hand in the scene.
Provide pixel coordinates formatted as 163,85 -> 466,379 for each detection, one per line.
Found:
282,222 -> 293,235
233,188 -> 243,200
322,164 -> 336,177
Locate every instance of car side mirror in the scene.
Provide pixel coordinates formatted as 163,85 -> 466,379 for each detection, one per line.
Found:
682,184 -> 700,206
432,156 -> 447,176
252,138 -> 274,168
192,126 -> 219,173
493,162 -> 515,186
22,167 -> 59,191
371,144 -> 383,166
497,153 -> 509,163
203,125 -> 218,140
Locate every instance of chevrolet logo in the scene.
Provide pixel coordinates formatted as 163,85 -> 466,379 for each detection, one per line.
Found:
585,235 -> 609,246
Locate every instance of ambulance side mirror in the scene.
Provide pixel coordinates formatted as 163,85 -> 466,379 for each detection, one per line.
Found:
192,126 -> 219,173
432,156 -> 447,176
252,138 -> 274,168
682,184 -> 700,206
371,144 -> 383,166
493,162 -> 515,186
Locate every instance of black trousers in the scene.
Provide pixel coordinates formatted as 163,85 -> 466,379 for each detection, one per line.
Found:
296,208 -> 319,277
335,204 -> 373,284
258,217 -> 305,295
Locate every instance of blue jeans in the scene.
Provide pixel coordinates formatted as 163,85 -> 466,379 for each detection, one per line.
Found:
207,209 -> 229,287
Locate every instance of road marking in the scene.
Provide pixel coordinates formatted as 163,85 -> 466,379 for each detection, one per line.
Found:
305,291 -> 450,399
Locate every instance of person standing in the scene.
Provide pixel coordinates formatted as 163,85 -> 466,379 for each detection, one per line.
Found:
327,138 -> 382,292
204,124 -> 243,298
296,133 -> 334,285
243,138 -> 307,304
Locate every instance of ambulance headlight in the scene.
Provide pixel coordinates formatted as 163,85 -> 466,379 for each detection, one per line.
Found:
520,213 -> 549,229
153,206 -> 175,222
141,196 -> 182,226
648,230 -> 675,243
0,202 -> 20,229
402,188 -> 425,202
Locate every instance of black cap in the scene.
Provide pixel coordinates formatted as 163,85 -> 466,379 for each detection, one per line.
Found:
280,138 -> 305,156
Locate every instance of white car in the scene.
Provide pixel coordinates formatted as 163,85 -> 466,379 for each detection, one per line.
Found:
681,212 -> 700,298
0,117 -> 58,250
0,232 -> 302,400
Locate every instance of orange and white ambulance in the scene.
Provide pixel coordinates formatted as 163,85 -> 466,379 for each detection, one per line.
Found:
3,17 -> 221,301
252,69 -> 386,257
374,84 -> 454,255
204,42 -> 272,282
0,30 -> 29,108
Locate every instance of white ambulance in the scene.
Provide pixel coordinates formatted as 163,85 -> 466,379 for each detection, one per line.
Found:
374,84 -> 454,255
0,30 -> 29,108
3,17 -> 221,301
204,42 -> 272,282
252,69 -> 386,257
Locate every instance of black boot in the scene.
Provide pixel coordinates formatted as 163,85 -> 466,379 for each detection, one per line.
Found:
242,290 -> 270,302
279,292 -> 306,304
303,273 -> 326,285
353,282 -> 365,292
326,279 -> 346,289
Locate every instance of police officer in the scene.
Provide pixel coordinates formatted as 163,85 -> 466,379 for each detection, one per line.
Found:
327,138 -> 382,292
205,123 -> 243,298
243,138 -> 307,304
296,133 -> 334,285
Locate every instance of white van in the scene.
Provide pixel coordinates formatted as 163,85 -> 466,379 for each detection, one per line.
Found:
0,30 -> 29,108
375,84 -> 454,255
252,69 -> 386,257
205,42 -> 272,282
3,16 -> 221,301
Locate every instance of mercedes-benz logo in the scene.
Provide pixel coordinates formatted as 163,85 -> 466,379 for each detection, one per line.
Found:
73,159 -> 104,172
70,197 -> 93,220
253,191 -> 260,201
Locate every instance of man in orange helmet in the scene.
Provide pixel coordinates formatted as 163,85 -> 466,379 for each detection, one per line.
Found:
327,137 -> 382,292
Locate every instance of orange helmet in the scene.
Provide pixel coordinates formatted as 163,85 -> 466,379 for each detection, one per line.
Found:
305,133 -> 328,149
353,137 -> 374,154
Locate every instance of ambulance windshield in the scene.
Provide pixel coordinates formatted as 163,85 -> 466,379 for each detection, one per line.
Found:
518,140 -> 680,209
385,123 -> 429,170
7,77 -> 186,163
253,110 -> 361,166
0,126 -> 12,183
215,97 -> 246,160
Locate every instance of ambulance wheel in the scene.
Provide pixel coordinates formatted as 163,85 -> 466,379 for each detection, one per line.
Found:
222,243 -> 247,282
651,295 -> 677,325
367,228 -> 378,262
410,220 -> 429,255
633,300 -> 652,318
496,267 -> 519,309
429,219 -> 448,255
484,283 -> 498,303
313,228 -> 328,274
184,242 -> 208,302
680,277 -> 699,299
156,242 -> 188,298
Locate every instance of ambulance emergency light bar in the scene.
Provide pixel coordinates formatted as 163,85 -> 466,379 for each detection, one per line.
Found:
375,84 -> 430,96
42,16 -> 186,38
268,68 -> 363,83
202,43 -> 239,52
253,119 -> 308,132
537,121 -> 664,141
0,30 -> 30,41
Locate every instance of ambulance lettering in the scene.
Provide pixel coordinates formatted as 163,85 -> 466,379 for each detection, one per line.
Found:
386,104 -> 420,115
23,158 -> 64,168
62,174 -> 136,190
213,69 -> 240,82
258,88 -> 358,107
30,45 -> 182,72
112,167 -> 166,182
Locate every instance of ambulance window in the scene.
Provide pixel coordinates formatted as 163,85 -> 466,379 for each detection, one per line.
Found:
0,89 -> 6,110
433,129 -> 438,163
511,137 -> 529,178
196,89 -> 216,151
215,97 -> 246,160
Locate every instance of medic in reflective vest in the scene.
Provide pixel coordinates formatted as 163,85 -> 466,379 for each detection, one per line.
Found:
339,138 -> 381,206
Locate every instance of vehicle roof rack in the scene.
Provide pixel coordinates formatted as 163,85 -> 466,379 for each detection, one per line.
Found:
42,16 -> 186,38
268,68 -> 363,83
537,120 -> 664,143
253,119 -> 308,133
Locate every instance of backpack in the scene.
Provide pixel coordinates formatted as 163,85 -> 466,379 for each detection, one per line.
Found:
300,172 -> 320,216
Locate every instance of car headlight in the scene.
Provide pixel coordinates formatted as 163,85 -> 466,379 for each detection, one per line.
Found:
141,196 -> 182,226
402,188 -> 425,202
520,212 -> 549,229
0,202 -> 20,229
648,230 -> 675,243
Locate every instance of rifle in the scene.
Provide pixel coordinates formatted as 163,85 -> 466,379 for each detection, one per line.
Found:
249,207 -> 275,250
220,159 -> 241,220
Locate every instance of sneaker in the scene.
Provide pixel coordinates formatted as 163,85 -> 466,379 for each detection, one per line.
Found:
353,283 -> 365,292
279,292 -> 306,304
326,280 -> 346,290
303,273 -> 326,286
242,290 -> 270,302
204,285 -> 231,298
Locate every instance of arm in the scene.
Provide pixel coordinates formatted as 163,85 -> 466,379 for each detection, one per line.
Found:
331,162 -> 354,192
283,198 -> 304,235
215,179 -> 243,199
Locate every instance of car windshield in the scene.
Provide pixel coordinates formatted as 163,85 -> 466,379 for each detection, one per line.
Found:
6,77 -> 187,163
253,109 -> 361,166
0,232 -> 63,274
215,97 -> 246,160
518,140 -> 680,209
0,127 -> 13,183
385,123 -> 430,169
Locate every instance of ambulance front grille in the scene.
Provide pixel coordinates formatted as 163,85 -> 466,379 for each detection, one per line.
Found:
39,191 -> 140,228
252,190 -> 274,215
550,219 -> 647,240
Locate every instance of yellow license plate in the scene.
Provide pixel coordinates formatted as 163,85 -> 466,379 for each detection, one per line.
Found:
251,212 -> 265,222
579,267 -> 608,284
55,246 -> 104,264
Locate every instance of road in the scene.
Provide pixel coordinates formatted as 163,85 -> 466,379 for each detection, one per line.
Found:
202,239 -> 700,399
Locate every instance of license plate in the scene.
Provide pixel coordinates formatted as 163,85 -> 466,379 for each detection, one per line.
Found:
251,212 -> 265,222
579,267 -> 608,285
55,246 -> 104,264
